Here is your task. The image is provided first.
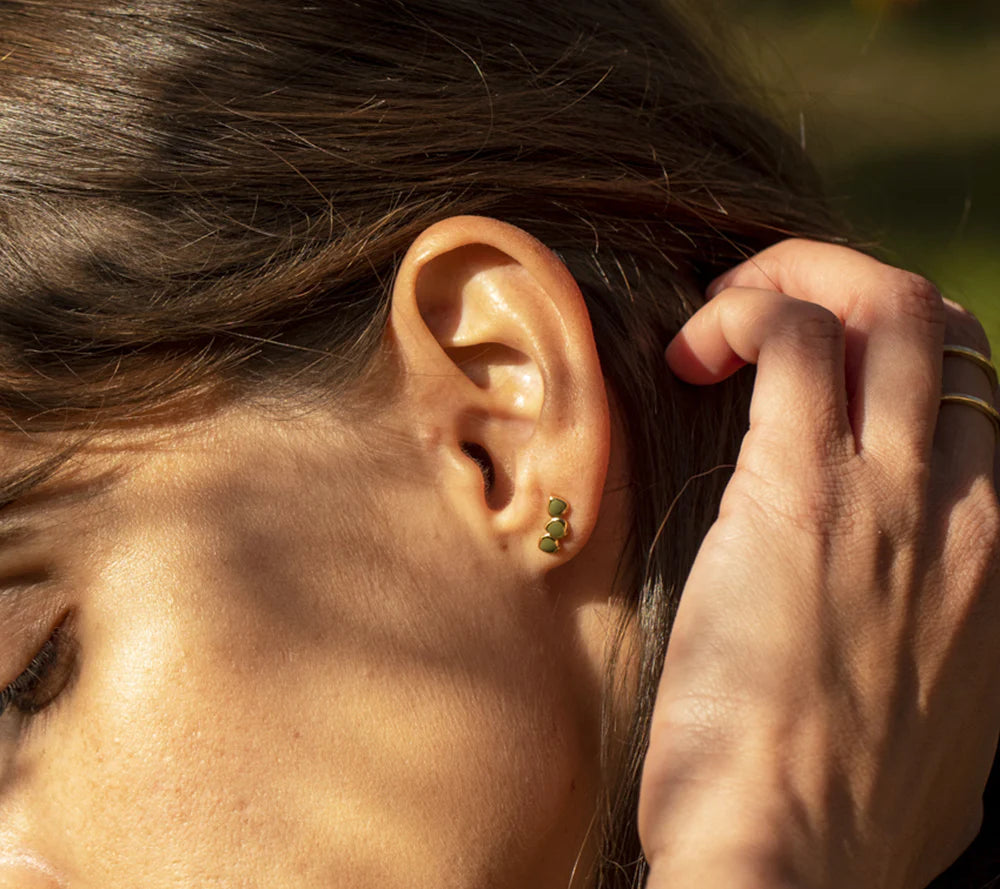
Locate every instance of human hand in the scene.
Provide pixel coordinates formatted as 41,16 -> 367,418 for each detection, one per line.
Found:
638,240 -> 1000,889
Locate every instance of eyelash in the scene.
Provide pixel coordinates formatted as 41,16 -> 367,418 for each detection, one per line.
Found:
0,626 -> 64,720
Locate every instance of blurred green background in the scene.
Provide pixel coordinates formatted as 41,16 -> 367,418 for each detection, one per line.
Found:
711,0 -> 999,350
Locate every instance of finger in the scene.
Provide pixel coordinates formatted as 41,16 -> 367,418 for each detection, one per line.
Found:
934,299 -> 997,484
706,239 -> 945,461
666,286 -> 851,447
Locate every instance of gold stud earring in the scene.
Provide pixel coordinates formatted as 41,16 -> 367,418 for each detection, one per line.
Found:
538,496 -> 569,553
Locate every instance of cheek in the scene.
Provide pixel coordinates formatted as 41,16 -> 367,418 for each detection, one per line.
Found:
25,528 -> 591,887
31,564 -> 345,884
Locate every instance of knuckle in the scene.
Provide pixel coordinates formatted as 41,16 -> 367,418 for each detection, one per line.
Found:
791,483 -> 848,530
726,454 -> 847,533
882,269 -> 946,328
870,447 -> 933,500
859,472 -> 928,550
943,298 -> 992,356
871,468 -> 930,535
782,303 -> 844,346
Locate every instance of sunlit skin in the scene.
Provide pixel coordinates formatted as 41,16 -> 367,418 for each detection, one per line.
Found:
2,216 -> 998,889
0,218 -> 636,888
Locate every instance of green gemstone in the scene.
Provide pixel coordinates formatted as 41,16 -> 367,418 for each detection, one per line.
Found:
545,518 -> 568,539
538,535 -> 559,553
548,497 -> 568,517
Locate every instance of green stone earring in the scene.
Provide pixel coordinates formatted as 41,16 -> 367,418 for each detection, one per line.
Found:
538,495 -> 570,553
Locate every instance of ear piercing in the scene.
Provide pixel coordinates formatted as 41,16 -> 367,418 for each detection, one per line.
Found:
538,496 -> 570,553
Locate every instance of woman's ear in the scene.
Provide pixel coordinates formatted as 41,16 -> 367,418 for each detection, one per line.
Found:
387,215 -> 611,571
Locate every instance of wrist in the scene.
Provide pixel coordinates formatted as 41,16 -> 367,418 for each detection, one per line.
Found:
644,820 -> 816,889
640,717 -> 886,889
640,772 -> 866,889
646,858 -> 805,889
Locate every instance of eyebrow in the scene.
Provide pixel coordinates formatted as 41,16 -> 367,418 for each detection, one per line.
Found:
0,448 -> 81,515
0,448 -> 118,545
0,523 -> 36,549
0,477 -> 114,527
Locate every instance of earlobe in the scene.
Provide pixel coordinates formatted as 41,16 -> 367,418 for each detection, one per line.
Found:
387,215 -> 611,569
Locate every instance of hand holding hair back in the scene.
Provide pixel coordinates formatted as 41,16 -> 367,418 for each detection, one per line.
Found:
639,239 -> 1000,889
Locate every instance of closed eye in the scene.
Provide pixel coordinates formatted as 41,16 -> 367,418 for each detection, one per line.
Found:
0,622 -> 65,719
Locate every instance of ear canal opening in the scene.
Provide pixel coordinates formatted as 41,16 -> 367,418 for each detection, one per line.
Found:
460,441 -> 495,498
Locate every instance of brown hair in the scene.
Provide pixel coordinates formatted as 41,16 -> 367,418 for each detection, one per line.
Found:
0,1 -> 994,886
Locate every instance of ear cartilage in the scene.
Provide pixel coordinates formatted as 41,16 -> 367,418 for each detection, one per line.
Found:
538,496 -> 570,553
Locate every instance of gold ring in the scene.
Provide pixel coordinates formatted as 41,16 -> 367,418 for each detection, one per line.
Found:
940,392 -> 1000,441
943,344 -> 998,392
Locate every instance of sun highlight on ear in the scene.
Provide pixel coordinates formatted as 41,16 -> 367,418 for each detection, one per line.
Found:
386,215 -> 611,570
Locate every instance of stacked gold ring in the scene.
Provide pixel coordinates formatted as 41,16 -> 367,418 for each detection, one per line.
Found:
944,344 -> 998,391
941,343 -> 1000,442
940,393 -> 1000,439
